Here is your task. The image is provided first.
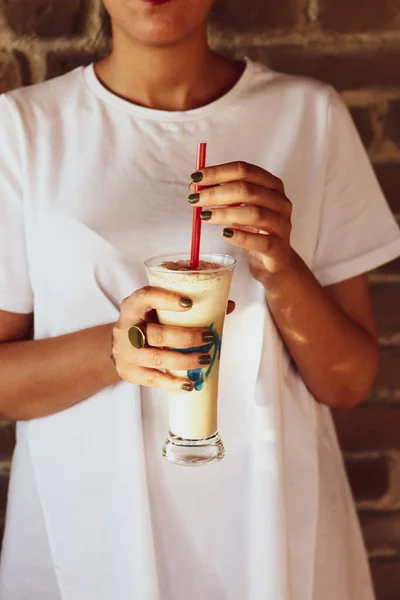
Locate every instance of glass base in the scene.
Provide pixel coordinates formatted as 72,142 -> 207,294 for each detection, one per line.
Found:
162,431 -> 225,466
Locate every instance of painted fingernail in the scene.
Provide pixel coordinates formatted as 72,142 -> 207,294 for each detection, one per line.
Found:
188,193 -> 200,204
180,297 -> 192,308
199,354 -> 212,365
202,331 -> 215,343
181,383 -> 193,392
200,210 -> 212,221
191,171 -> 203,183
223,228 -> 234,238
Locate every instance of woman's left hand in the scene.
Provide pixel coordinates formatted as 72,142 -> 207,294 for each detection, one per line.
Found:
189,161 -> 293,285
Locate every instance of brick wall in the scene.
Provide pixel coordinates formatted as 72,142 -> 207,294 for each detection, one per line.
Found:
0,1 -> 399,598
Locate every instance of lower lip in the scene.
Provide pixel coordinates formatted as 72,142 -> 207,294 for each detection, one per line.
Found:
142,0 -> 171,5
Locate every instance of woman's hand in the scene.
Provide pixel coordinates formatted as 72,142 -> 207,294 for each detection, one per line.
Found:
189,161 -> 293,285
112,286 -> 234,393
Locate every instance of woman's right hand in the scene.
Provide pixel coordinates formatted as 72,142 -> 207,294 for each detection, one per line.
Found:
111,286 -> 215,393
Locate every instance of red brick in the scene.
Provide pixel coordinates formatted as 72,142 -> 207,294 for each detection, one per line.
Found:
0,473 -> 9,517
210,0 -> 297,33
370,559 -> 400,600
345,457 -> 389,501
360,511 -> 400,556
239,46 -> 400,90
374,347 -> 400,394
334,405 -> 400,452
0,518 -> 4,552
384,101 -> 400,149
365,346 -> 400,401
375,258 -> 400,275
350,106 -> 374,149
0,52 -> 22,94
0,425 -> 15,461
3,0 -> 85,38
319,0 -> 400,33
46,52 -> 103,80
374,164 -> 400,214
370,285 -> 400,338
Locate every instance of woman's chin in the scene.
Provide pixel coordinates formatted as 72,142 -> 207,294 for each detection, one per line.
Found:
112,1 -> 208,48
122,21 -> 195,48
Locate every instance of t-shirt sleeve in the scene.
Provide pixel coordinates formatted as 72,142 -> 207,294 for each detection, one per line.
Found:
312,88 -> 400,287
0,95 -> 33,313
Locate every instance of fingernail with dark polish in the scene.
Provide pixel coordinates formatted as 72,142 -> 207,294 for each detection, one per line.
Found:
188,193 -> 200,204
181,383 -> 193,392
200,211 -> 212,221
202,331 -> 215,343
199,354 -> 212,365
180,297 -> 192,308
191,171 -> 203,183
223,228 -> 234,238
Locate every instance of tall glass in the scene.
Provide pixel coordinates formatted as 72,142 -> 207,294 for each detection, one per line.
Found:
145,253 -> 235,466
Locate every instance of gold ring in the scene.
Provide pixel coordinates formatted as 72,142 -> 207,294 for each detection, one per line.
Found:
128,324 -> 147,349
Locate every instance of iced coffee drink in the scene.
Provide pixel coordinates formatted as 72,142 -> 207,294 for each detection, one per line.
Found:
145,253 -> 235,466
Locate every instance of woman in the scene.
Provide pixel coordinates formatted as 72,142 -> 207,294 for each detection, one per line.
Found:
0,1 -> 399,598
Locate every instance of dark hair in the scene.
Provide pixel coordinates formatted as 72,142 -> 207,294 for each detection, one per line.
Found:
101,4 -> 112,38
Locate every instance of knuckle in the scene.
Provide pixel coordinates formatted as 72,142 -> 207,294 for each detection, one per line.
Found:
245,182 -> 258,199
237,161 -> 249,179
150,323 -> 164,346
120,296 -> 130,311
207,185 -> 217,201
206,166 -> 215,178
250,204 -> 261,223
237,180 -> 249,197
274,176 -> 285,192
285,197 -> 293,215
151,350 -> 163,367
136,286 -> 152,303
146,372 -> 158,387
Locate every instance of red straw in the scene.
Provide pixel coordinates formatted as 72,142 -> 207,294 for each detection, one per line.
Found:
190,142 -> 207,269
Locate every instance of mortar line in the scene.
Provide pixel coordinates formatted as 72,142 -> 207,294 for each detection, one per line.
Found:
307,0 -> 319,23
1,28 -> 400,52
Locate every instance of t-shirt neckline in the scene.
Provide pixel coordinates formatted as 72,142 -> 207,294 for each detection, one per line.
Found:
83,57 -> 254,122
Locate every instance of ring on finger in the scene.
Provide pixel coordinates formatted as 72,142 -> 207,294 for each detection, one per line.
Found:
128,323 -> 147,349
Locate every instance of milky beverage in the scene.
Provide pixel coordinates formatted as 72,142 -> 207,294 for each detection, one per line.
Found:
146,255 -> 234,442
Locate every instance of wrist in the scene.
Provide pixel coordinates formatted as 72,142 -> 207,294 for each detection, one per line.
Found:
261,248 -> 300,293
100,323 -> 121,385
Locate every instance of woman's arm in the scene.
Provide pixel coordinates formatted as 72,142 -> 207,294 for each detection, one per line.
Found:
0,311 -> 120,421
191,161 -> 380,410
263,252 -> 378,410
0,289 -> 232,421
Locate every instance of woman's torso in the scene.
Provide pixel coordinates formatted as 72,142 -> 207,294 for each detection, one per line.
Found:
0,60 -> 373,600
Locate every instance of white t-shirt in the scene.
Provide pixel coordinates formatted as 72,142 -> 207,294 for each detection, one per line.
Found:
0,59 -> 399,600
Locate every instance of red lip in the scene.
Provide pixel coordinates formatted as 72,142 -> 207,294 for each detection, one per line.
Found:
142,0 -> 171,4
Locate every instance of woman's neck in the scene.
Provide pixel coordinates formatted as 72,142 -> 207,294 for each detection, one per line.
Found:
95,26 -> 243,112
